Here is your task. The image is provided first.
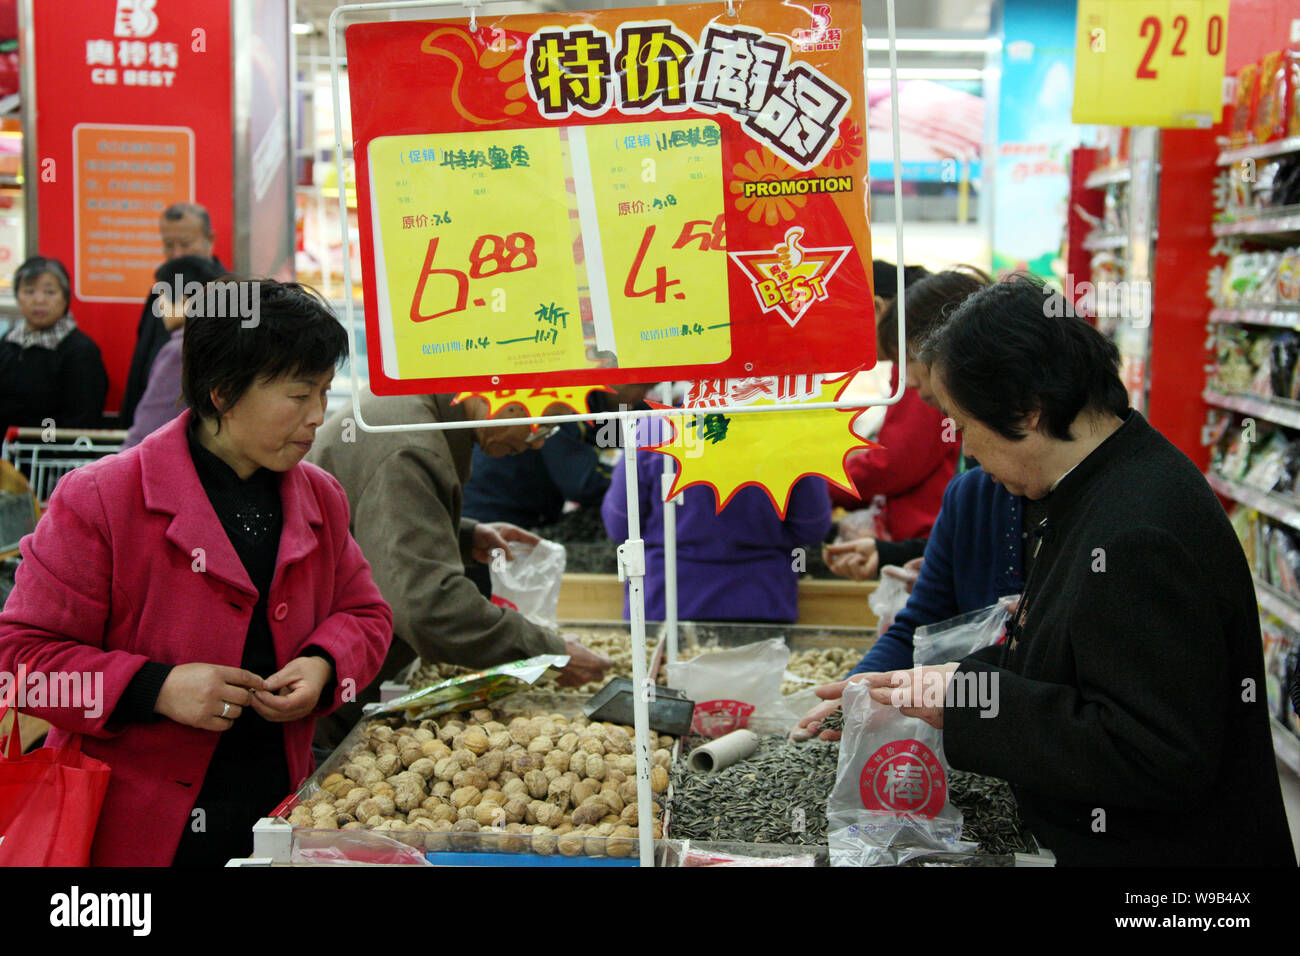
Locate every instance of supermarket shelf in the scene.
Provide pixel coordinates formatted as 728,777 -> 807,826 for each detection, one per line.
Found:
1202,388 -> 1300,430
1254,577 -> 1300,632
1213,211 -> 1300,238
1217,136 -> 1300,166
1206,471 -> 1300,533
1084,166 -> 1131,189
1082,230 -> 1128,251
1275,717 -> 1300,777
1209,307 -> 1300,328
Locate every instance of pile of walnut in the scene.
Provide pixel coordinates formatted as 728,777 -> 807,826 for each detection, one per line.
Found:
781,647 -> 863,696
288,708 -> 674,857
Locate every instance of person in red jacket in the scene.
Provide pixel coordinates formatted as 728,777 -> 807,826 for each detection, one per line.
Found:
0,280 -> 393,866
827,268 -> 990,580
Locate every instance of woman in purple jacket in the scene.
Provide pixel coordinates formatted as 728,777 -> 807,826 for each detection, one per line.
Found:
602,416 -> 831,622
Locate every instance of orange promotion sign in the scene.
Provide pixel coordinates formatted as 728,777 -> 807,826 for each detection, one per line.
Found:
73,124 -> 194,302
345,1 -> 874,396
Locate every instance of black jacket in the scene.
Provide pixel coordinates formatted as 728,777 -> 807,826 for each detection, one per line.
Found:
945,411 -> 1295,866
0,327 -> 107,438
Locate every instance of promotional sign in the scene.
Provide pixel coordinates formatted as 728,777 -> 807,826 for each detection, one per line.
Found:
30,0 -> 234,411
345,2 -> 874,396
1073,0 -> 1229,127
644,372 -> 872,518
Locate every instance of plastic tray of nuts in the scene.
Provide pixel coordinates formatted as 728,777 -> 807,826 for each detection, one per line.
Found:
379,620 -> 669,703
279,691 -> 680,865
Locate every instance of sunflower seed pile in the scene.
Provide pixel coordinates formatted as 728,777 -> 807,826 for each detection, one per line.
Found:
947,769 -> 1028,855
668,735 -> 840,846
818,707 -> 844,733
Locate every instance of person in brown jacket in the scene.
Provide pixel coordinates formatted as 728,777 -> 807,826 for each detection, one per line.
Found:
307,390 -> 611,748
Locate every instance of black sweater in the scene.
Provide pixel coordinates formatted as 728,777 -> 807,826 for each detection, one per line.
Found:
945,411 -> 1296,867
0,327 -> 107,437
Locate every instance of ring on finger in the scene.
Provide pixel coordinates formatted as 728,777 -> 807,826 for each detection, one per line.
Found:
220,701 -> 231,719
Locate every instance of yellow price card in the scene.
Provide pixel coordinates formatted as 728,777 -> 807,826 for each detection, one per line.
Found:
1073,0 -> 1228,128
366,128 -> 586,380
577,119 -> 730,368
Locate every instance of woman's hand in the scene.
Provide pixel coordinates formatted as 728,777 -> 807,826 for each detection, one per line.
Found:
471,522 -> 541,565
154,663 -> 266,732
250,656 -> 334,723
823,538 -> 879,581
788,674 -> 873,742
864,663 -> 960,729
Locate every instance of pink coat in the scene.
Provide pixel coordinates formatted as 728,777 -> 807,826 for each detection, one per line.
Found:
0,411 -> 393,865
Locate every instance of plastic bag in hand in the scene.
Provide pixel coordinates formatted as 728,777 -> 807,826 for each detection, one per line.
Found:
488,539 -> 566,632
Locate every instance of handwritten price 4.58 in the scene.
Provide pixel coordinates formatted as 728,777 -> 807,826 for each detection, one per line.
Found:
624,214 -> 727,304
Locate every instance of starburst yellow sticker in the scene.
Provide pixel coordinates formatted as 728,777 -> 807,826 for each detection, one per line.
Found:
452,385 -> 614,420
646,372 -> 875,518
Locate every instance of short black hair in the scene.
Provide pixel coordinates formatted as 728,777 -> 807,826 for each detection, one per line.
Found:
154,254 -> 226,293
876,266 -> 988,362
871,260 -> 929,303
162,202 -> 214,238
14,256 -> 71,312
182,279 -> 347,427
919,274 -> 1128,441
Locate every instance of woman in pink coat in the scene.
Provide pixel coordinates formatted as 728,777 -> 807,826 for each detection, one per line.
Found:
0,279 -> 393,866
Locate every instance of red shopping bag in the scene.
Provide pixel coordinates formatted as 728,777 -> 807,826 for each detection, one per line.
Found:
0,701 -> 111,866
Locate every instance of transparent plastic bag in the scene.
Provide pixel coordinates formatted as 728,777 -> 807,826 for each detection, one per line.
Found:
827,681 -> 976,866
488,538 -> 566,631
911,597 -> 1018,668
868,572 -> 910,634
666,638 -> 791,737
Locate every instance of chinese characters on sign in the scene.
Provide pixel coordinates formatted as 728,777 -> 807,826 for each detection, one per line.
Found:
525,21 -> 850,170
73,125 -> 194,301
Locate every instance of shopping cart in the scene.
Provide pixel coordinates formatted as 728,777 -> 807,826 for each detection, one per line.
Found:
1,426 -> 127,511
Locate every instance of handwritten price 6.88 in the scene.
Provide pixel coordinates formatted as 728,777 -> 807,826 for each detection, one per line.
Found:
410,232 -> 539,322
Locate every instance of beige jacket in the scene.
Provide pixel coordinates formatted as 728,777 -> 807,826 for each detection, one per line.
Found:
307,391 -> 564,687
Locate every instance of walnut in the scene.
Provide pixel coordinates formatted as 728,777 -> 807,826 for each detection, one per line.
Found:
432,804 -> 458,824
450,785 -> 483,809
605,727 -> 632,754
525,800 -> 548,825
557,833 -> 585,857
572,803 -> 604,827
394,786 -> 423,812
526,735 -> 554,755
537,803 -> 564,828
400,747 -> 424,769
543,767 -> 561,783
355,795 -> 395,820
433,758 -> 461,782
580,737 -> 605,756
475,751 -> 504,778
658,735 -> 675,750
650,767 -> 669,793
476,802 -> 506,828
341,787 -> 369,814
369,782 -> 395,797
421,739 -> 451,760
508,720 -> 537,747
450,748 -> 477,769
569,751 -> 589,778
462,726 -> 490,755
618,780 -> 638,804
510,753 -> 538,776
503,797 -> 529,824
502,779 -> 528,800
652,749 -> 672,769
456,805 -> 478,822
341,762 -> 368,783
431,781 -> 454,799
374,742 -> 399,758
483,720 -> 507,736
450,819 -> 481,851
546,776 -> 573,811
604,768 -> 627,786
470,708 -> 495,725
556,732 -> 580,754
406,808 -> 436,823
620,804 -> 640,827
599,789 -> 625,814
411,728 -> 436,744
571,780 -> 598,807
498,769 -> 520,785
452,768 -> 489,792
585,754 -> 606,781
341,821 -> 366,831
420,795 -> 446,811
360,767 -> 386,787
530,826 -> 557,856
487,731 -> 512,751
322,772 -> 347,790
370,725 -> 395,743
481,789 -> 506,807
524,769 -> 549,799
409,758 -> 438,780
546,749 -> 572,775
500,824 -> 527,854
607,825 -> 637,858
584,823 -> 616,857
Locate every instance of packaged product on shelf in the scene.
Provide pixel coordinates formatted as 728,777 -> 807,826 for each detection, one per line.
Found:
1243,430 -> 1290,490
1102,183 -> 1127,232
1248,333 -> 1276,398
1276,248 -> 1300,304
1227,505 -> 1256,569
1230,61 -> 1260,147
1288,49 -> 1300,139
1275,435 -> 1300,492
1212,327 -> 1255,392
1257,519 -> 1274,579
1254,51 -> 1289,144
1266,156 -> 1300,209
1270,332 -> 1300,396
1268,524 -> 1300,598
1262,623 -> 1298,728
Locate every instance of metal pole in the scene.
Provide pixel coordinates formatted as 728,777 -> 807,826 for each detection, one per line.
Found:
661,434 -> 679,665
619,412 -> 655,867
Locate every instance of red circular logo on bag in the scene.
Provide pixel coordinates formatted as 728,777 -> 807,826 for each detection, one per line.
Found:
490,594 -> 519,612
858,739 -> 947,818
691,700 -> 755,738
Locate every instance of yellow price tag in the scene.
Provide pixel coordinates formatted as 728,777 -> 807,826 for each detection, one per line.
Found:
1073,0 -> 1228,128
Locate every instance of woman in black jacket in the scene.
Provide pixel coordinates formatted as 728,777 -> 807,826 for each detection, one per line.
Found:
0,256 -> 108,440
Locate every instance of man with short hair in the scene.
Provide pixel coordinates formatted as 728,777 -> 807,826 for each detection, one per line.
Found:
863,275 -> 1295,866
120,203 -> 224,426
